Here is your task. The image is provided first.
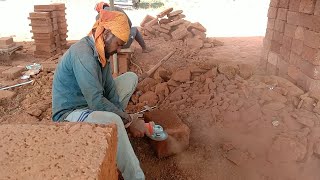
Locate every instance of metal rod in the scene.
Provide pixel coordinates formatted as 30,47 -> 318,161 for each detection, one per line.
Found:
113,53 -> 118,75
0,80 -> 34,90
135,106 -> 157,114
109,0 -> 115,10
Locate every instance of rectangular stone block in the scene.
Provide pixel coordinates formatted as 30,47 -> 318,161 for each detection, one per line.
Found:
289,0 -> 301,12
267,62 -> 278,75
275,19 -> 285,32
2,66 -> 25,79
284,23 -> 297,37
289,51 -> 302,65
35,43 -> 56,52
0,123 -> 118,180
190,28 -> 206,40
159,33 -> 171,41
268,7 -> 278,18
287,11 -> 300,25
169,14 -> 186,21
268,51 -> 279,65
265,29 -> 274,40
291,39 -> 303,55
171,27 -> 189,40
267,18 -> 275,29
270,0 -> 279,7
167,19 -> 184,27
280,46 -> 291,61
299,0 -> 316,14
297,58 -> 320,79
0,90 -> 16,101
31,25 -> 56,33
300,14 -> 320,32
144,110 -> 190,158
279,0 -> 289,8
315,0 -> 320,16
301,45 -> 320,65
144,18 -> 158,28
157,7 -> 173,18
0,37 -> 13,46
282,35 -> 293,49
294,26 -> 304,40
304,76 -> 320,100
277,57 -> 289,76
29,12 -> 51,19
140,15 -> 155,27
0,42 -> 16,49
54,10 -> 66,17
277,8 -> 288,20
270,40 -> 281,54
160,23 -> 171,30
303,29 -> 320,48
34,50 -> 57,58
32,32 -> 57,40
273,31 -> 284,44
152,25 -> 170,34
159,18 -> 171,25
263,39 -> 272,51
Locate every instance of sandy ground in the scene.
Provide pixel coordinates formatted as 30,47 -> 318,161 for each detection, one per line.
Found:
1,0 -> 320,180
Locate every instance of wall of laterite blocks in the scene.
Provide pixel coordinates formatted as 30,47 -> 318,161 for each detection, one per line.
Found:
261,0 -> 320,99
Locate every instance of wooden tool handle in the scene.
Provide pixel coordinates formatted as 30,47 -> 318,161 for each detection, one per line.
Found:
146,50 -> 175,76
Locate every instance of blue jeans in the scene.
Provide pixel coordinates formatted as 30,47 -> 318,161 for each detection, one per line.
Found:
65,72 -> 145,180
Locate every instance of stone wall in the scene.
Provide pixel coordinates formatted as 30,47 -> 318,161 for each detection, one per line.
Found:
261,0 -> 320,99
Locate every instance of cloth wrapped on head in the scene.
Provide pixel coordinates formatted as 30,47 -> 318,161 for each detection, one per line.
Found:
89,10 -> 130,67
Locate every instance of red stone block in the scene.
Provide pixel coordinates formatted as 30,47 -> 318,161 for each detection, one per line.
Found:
54,10 -> 66,17
160,24 -> 171,30
190,28 -> 206,40
291,39 -> 303,55
299,0 -> 316,14
298,58 -> 320,79
289,0 -> 301,12
284,23 -> 297,37
267,18 -> 275,29
144,18 -> 158,28
167,10 -> 183,17
268,51 -> 279,66
294,26 -> 304,40
0,42 -> 16,49
301,45 -> 320,65
159,18 -> 171,24
157,8 -> 173,18
265,29 -> 274,40
144,110 -> 190,158
51,3 -> 66,10
287,11 -> 300,25
34,50 -> 56,58
159,33 -> 171,41
263,39 -> 272,51
277,57 -> 289,76
300,14 -> 320,33
32,32 -> 57,39
187,22 -> 206,32
58,28 -> 68,34
35,43 -> 56,52
0,90 -> 16,101
289,52 -> 302,65
278,0 -> 289,8
0,37 -> 13,46
57,17 -> 67,23
2,66 -> 25,79
31,25 -> 56,33
29,12 -> 51,19
168,14 -> 186,21
140,15 -> 156,27
268,7 -> 278,18
280,46 -> 291,61
277,8 -> 288,20
270,40 -> 281,54
275,19 -> 285,32
34,4 -> 57,12
273,31 -> 283,44
171,27 -> 189,40
152,25 -> 169,34
58,22 -> 67,29
315,0 -> 320,16
270,0 -> 279,7
167,19 -> 184,27
282,35 -> 293,49
303,29 -> 320,48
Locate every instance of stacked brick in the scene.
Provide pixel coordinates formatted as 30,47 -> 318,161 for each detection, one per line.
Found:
0,37 -> 15,50
261,0 -> 320,99
29,3 -> 68,58
140,8 -> 214,49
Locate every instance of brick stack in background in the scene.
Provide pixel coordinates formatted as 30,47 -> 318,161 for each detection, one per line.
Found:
0,37 -> 16,49
260,0 -> 320,100
140,8 -> 223,50
29,3 -> 68,58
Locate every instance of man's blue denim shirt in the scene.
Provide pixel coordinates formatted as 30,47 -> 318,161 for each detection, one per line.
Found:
52,36 -> 125,121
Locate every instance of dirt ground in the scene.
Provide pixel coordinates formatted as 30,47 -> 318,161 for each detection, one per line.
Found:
1,0 -> 320,180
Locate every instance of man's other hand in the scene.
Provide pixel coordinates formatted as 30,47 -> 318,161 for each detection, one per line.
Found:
128,115 -> 145,138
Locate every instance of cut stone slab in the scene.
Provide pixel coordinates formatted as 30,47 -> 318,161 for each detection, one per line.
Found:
2,66 -> 25,79
0,123 -> 118,180
171,69 -> 191,82
144,110 -> 190,158
157,7 -> 173,18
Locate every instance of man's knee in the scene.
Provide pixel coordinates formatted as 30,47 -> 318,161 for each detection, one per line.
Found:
87,111 -> 124,127
123,72 -> 138,87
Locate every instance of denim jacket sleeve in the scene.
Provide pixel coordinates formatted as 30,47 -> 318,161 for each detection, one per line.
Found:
72,52 -> 128,121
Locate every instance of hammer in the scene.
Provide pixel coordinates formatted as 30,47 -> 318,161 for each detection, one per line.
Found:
139,50 -> 175,82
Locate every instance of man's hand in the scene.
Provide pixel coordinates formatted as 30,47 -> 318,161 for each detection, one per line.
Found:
128,114 -> 145,138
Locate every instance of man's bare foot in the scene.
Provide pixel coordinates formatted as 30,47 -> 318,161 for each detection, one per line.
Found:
142,47 -> 151,53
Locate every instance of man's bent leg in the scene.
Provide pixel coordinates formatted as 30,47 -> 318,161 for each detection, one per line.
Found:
114,72 -> 138,109
65,110 -> 145,180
